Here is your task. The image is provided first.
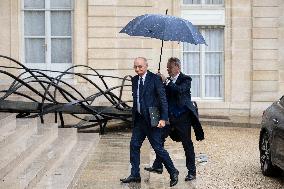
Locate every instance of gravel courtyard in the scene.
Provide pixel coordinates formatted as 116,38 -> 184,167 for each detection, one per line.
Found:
74,126 -> 284,189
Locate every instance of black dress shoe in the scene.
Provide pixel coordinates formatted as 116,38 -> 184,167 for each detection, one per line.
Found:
170,170 -> 179,187
185,174 -> 196,181
120,175 -> 141,183
144,167 -> 163,174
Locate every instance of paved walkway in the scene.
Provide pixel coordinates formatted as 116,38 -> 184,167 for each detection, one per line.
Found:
74,126 -> 284,189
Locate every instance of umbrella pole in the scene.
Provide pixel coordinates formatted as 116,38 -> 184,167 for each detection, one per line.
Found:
158,9 -> 168,73
158,40 -> 164,73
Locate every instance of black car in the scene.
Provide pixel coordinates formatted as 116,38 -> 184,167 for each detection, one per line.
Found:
259,95 -> 284,176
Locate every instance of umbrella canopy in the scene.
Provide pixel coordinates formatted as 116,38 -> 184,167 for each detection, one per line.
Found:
119,13 -> 206,71
119,14 -> 206,45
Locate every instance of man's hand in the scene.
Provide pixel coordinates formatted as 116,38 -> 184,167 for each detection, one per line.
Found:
157,120 -> 166,128
156,73 -> 166,82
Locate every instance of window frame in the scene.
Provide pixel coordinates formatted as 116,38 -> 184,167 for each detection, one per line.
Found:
21,0 -> 74,69
181,27 -> 224,100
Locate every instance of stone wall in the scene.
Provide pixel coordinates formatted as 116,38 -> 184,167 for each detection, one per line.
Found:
251,0 -> 281,117
0,0 -> 19,78
229,0 -> 252,117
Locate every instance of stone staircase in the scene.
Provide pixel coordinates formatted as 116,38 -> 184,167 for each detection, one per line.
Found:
0,113 -> 100,189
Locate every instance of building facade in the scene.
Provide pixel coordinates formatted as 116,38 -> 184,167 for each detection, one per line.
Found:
0,0 -> 283,123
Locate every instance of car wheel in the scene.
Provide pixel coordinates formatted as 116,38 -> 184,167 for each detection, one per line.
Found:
260,131 -> 281,176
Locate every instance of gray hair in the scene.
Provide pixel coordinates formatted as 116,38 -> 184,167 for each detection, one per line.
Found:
134,57 -> 148,66
168,57 -> 181,69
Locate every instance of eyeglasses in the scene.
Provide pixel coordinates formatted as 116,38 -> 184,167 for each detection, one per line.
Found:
133,65 -> 144,69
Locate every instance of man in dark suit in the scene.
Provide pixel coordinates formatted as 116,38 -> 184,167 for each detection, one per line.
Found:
120,57 -> 179,187
144,57 -> 204,181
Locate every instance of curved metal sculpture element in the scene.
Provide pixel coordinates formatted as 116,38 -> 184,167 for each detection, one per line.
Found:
0,55 -> 132,134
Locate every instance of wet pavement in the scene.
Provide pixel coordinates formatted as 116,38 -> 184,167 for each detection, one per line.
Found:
74,126 -> 284,189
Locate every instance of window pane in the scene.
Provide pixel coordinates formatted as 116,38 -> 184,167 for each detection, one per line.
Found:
51,11 -> 71,36
191,76 -> 200,97
183,43 -> 200,51
205,52 -> 222,74
24,11 -> 45,36
24,0 -> 45,9
183,0 -> 201,4
183,52 -> 200,74
205,76 -> 221,97
205,0 -> 224,4
51,0 -> 72,8
205,28 -> 224,51
184,0 -> 223,4
25,38 -> 45,63
51,39 -> 72,63
213,0 -> 224,4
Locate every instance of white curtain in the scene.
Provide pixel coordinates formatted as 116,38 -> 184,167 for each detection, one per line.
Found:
183,43 -> 200,97
51,11 -> 72,63
183,0 -> 223,4
183,0 -> 201,4
25,39 -> 45,63
24,11 -> 45,63
205,0 -> 224,4
24,0 -> 45,9
204,28 -> 223,97
50,0 -> 72,8
24,11 -> 45,36
51,39 -> 72,63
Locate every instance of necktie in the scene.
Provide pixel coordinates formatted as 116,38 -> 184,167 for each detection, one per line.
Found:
139,77 -> 144,104
138,77 -> 144,113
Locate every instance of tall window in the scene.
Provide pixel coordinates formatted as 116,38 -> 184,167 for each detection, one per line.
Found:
23,0 -> 73,75
182,27 -> 224,99
183,0 -> 224,4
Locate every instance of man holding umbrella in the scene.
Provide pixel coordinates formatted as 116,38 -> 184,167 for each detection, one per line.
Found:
144,57 -> 204,181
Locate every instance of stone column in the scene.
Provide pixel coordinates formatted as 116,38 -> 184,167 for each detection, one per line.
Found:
0,0 -> 11,65
230,0 -> 252,118
74,0 -> 88,82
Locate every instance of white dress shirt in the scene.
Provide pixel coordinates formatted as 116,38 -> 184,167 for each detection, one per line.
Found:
137,72 -> 147,113
170,72 -> 180,84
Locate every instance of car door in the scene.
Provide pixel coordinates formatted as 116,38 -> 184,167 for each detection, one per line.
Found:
271,96 -> 284,169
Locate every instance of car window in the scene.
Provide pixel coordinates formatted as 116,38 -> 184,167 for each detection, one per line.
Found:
280,95 -> 284,107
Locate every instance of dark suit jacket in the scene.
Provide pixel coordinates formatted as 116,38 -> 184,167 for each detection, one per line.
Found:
166,72 -> 204,141
132,71 -> 168,126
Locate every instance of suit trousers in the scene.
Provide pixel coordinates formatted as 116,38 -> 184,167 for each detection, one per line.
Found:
152,111 -> 196,175
130,112 -> 176,177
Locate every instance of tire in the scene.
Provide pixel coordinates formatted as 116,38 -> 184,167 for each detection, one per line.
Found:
259,132 -> 281,176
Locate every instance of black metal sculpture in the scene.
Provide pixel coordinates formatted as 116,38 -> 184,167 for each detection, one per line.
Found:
0,55 -> 132,134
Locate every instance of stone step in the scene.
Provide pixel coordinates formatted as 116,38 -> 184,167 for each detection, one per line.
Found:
0,113 -> 17,139
0,118 -> 38,179
0,123 -> 58,189
0,118 -> 37,148
1,128 -> 76,189
35,133 -> 100,189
